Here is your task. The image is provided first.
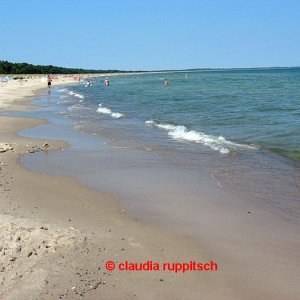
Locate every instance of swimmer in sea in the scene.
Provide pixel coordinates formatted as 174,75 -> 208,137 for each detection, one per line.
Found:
164,79 -> 168,86
104,77 -> 110,86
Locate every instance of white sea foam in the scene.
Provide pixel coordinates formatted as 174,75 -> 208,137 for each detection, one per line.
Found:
57,88 -> 67,93
74,93 -> 84,99
68,91 -> 85,100
97,104 -> 124,119
67,103 -> 92,113
146,120 -> 257,154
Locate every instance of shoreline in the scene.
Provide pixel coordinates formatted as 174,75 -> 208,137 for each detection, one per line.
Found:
0,80 -> 230,298
1,77 -> 300,299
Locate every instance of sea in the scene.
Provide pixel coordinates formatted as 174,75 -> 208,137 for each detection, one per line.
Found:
19,68 -> 300,226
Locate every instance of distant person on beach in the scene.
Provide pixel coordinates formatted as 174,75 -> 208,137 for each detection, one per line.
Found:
47,75 -> 52,88
104,77 -> 110,86
86,80 -> 91,87
164,79 -> 168,86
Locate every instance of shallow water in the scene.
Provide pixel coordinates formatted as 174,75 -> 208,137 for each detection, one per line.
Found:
7,69 -> 299,226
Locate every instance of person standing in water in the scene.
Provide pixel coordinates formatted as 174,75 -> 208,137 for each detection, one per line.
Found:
104,77 -> 110,86
164,79 -> 168,86
47,75 -> 52,88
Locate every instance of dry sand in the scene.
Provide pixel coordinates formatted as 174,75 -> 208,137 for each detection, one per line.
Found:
0,77 -> 299,300
0,76 -> 75,111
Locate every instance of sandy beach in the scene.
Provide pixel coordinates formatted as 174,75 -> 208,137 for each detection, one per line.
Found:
1,77 -> 300,300
0,79 -> 224,299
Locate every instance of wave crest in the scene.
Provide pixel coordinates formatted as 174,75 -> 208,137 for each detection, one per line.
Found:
97,104 -> 124,119
146,120 -> 257,154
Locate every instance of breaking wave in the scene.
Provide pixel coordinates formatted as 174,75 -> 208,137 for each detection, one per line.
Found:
97,104 -> 124,119
145,120 -> 257,154
68,91 -> 85,100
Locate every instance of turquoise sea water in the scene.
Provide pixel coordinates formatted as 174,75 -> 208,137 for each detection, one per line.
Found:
59,68 -> 300,161
16,68 -> 300,222
52,68 -> 300,220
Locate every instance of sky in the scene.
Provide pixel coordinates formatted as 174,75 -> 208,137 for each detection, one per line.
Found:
0,0 -> 299,71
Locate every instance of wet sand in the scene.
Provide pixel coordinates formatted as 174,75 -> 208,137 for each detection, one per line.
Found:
1,77 -> 300,299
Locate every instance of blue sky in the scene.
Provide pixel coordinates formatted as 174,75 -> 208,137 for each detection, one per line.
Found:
1,0 -> 299,70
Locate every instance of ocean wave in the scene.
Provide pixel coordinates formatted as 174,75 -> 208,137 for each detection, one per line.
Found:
57,88 -> 68,93
97,104 -> 124,119
68,91 -> 85,100
75,94 -> 85,99
269,147 -> 300,162
146,120 -> 257,154
67,104 -> 92,113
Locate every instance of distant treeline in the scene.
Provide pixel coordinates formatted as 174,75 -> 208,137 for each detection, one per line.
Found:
0,60 -> 127,74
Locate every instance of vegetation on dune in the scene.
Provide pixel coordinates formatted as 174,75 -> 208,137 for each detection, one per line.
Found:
0,60 -> 126,75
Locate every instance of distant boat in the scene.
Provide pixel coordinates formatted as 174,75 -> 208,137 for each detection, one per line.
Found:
185,73 -> 188,79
